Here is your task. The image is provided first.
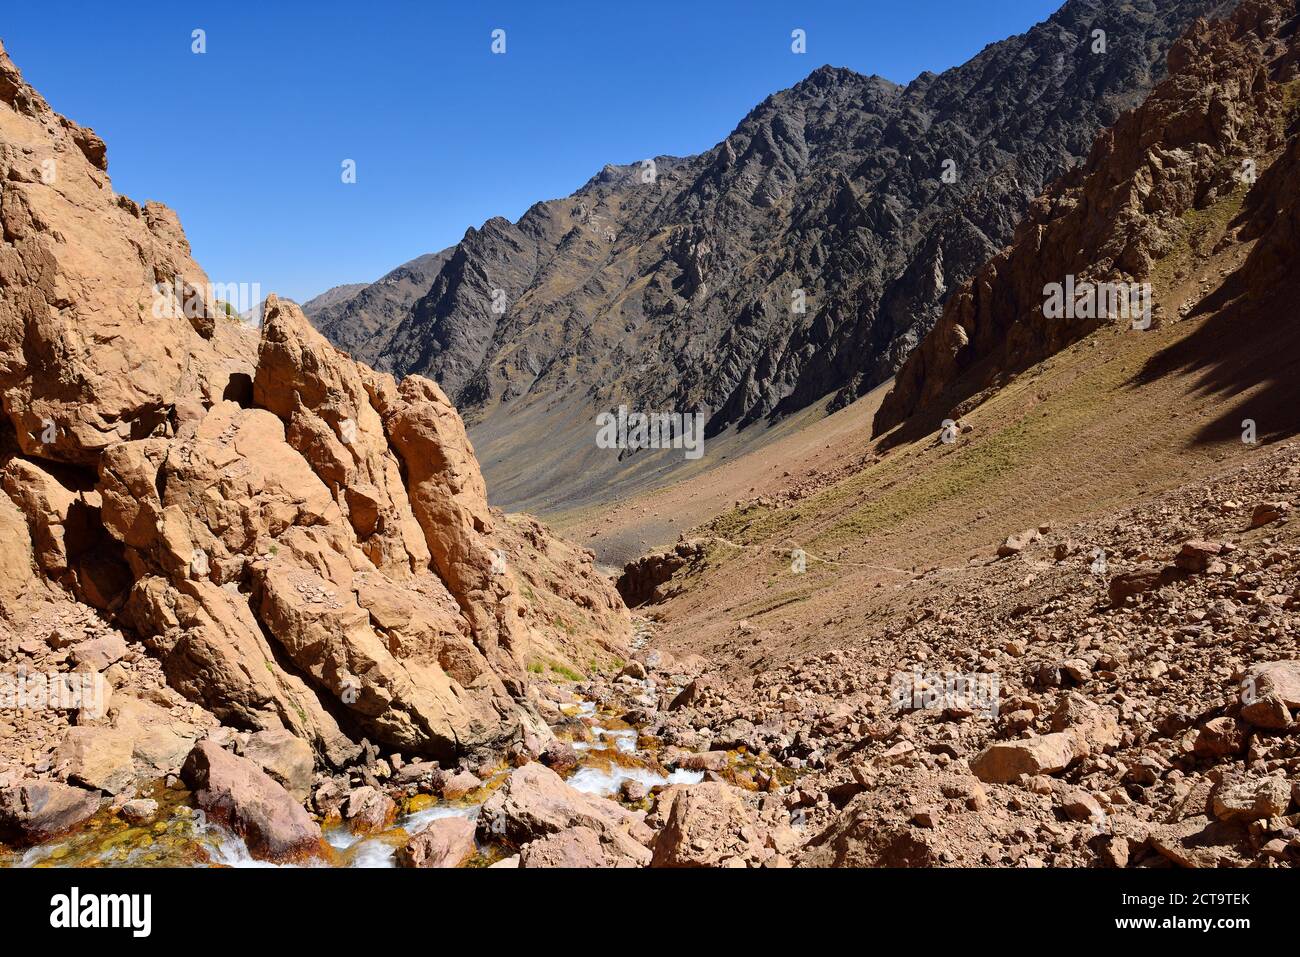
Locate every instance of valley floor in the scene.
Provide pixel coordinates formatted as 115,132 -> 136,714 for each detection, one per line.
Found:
531,211 -> 1300,866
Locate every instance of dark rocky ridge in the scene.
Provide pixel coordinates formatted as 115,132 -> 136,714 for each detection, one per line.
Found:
875,0 -> 1299,437
309,0 -> 1237,510
307,250 -> 453,364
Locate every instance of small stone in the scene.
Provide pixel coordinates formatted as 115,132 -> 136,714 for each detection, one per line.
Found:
998,529 -> 1041,558
120,798 -> 159,825
970,732 -> 1083,784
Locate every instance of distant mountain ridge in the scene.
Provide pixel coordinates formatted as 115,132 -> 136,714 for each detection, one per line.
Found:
306,0 -> 1237,512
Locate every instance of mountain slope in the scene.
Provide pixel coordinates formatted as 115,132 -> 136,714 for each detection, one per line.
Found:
876,0 -> 1299,438
300,282 -> 367,315
597,0 -> 1300,868
304,250 -> 454,365
311,0 -> 1236,513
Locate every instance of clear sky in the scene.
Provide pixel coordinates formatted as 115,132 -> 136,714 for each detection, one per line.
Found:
2,1 -> 1063,302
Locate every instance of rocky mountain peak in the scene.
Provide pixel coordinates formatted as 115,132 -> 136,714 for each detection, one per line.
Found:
305,0 -> 1236,514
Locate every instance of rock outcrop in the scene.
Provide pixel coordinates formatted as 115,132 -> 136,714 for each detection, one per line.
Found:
0,36 -> 630,790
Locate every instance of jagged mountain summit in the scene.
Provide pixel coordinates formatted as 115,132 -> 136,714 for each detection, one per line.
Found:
306,0 -> 1237,512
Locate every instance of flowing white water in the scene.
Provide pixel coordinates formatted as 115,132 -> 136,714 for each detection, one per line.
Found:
567,764 -> 703,796
4,690 -> 717,868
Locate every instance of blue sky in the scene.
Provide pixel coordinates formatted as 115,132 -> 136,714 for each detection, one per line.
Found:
2,1 -> 1062,302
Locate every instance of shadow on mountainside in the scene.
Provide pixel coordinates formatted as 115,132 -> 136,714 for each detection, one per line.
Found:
1131,274 -> 1300,447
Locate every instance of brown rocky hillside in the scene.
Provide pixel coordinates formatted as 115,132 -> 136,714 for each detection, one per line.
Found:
0,37 -> 628,785
876,0 -> 1300,438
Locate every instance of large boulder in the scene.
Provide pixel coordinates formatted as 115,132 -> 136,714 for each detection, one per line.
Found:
54,726 -> 136,794
520,825 -> 649,868
181,741 -> 323,861
477,763 -> 652,858
1240,660 -> 1300,729
0,781 -> 101,846
396,817 -> 477,868
1049,693 -> 1122,754
342,786 -> 397,834
242,729 -> 315,802
800,767 -> 1003,867
970,732 -> 1084,784
1210,775 -> 1292,823
68,634 -> 128,672
650,782 -> 791,868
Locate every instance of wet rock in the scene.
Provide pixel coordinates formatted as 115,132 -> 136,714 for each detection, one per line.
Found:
242,729 -> 315,802
181,741 -> 323,861
396,816 -> 477,868
120,798 -> 159,825
343,785 -> 397,834
391,761 -> 446,793
619,779 -> 649,803
477,763 -> 652,856
440,770 -> 482,798
673,750 -> 729,772
0,781 -> 101,846
539,740 -> 579,774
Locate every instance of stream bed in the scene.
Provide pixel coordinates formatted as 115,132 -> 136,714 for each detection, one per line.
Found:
1,697 -> 707,868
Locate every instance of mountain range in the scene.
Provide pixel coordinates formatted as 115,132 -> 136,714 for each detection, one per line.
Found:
305,0 -> 1237,513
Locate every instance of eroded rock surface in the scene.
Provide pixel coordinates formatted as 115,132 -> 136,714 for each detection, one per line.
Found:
0,36 -> 630,812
